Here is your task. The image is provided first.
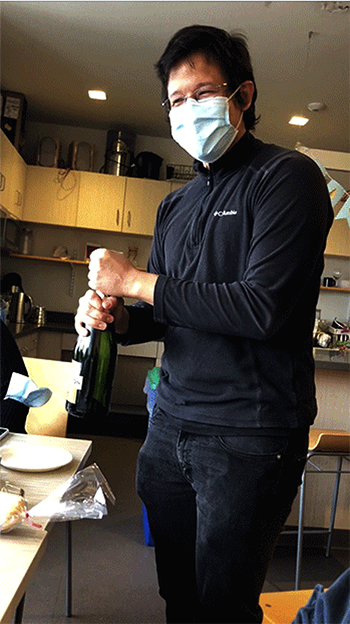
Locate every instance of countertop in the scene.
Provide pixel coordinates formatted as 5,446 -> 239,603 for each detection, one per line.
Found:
8,311 -> 75,338
8,314 -> 350,371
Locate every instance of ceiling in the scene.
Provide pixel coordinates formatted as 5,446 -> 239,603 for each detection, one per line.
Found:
1,1 -> 349,152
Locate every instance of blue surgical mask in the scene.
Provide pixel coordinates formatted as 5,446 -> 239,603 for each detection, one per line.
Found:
169,85 -> 242,163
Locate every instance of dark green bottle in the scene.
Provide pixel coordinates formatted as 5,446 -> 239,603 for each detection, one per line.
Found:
66,322 -> 117,419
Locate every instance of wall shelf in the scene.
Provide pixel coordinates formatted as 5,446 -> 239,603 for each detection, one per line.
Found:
9,252 -> 146,271
10,253 -> 89,265
320,286 -> 350,293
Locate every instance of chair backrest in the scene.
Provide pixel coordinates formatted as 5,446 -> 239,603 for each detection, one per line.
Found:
308,428 -> 350,452
23,357 -> 73,437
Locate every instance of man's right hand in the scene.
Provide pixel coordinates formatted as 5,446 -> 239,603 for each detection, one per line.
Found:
74,289 -> 129,336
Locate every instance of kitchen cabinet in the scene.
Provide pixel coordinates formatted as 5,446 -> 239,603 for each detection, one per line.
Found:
16,331 -> 38,358
325,217 -> 349,257
76,171 -> 126,231
0,130 -> 26,219
306,147 -> 350,259
37,330 -> 76,361
122,178 -> 171,236
22,166 -> 172,235
23,166 -> 80,226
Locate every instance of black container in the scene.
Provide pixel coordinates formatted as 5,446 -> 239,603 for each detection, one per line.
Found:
134,151 -> 163,180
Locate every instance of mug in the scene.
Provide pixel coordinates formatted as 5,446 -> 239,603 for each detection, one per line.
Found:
323,277 -> 336,287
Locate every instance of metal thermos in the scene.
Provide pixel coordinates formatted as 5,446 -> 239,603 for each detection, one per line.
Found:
104,132 -> 132,176
19,228 -> 33,255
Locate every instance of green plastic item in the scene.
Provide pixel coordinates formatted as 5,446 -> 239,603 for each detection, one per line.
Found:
147,367 -> 160,390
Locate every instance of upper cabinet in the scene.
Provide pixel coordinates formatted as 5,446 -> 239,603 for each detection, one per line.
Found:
122,178 -> 171,236
0,129 -> 187,236
23,165 -> 80,226
21,163 -> 173,235
76,171 -> 126,231
0,131 -> 26,219
325,215 -> 350,257
304,147 -> 350,259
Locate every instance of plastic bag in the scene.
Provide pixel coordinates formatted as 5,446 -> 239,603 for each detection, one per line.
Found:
28,463 -> 116,522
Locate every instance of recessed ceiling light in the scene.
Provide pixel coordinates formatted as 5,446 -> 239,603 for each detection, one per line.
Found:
88,90 -> 107,100
289,116 -> 309,126
307,102 -> 326,112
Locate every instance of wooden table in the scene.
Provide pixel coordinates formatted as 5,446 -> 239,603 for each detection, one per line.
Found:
0,433 -> 92,624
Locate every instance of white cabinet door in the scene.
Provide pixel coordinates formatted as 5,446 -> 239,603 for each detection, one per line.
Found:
122,178 -> 171,236
0,130 -> 26,219
23,166 -> 79,226
77,171 -> 126,231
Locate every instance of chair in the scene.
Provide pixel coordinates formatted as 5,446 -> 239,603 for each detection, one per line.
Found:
23,357 -> 73,437
22,357 -> 75,617
288,428 -> 350,590
260,589 -> 314,624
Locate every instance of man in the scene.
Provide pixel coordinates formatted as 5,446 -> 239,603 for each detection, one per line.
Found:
75,25 -> 333,624
0,319 -> 29,432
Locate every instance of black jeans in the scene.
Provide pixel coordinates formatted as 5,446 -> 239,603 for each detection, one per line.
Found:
137,407 -> 309,624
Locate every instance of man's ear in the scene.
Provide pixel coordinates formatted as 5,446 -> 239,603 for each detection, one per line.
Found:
240,81 -> 255,111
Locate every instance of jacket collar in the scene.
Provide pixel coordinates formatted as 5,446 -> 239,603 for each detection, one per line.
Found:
194,132 -> 260,178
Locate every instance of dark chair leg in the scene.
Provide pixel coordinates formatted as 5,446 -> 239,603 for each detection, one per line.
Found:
15,593 -> 25,624
325,456 -> 343,558
66,520 -> 72,617
295,462 -> 307,590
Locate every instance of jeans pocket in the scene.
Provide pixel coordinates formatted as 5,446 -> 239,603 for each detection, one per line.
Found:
217,434 -> 289,458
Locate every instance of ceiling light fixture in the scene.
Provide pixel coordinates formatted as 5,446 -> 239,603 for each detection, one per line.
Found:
307,101 -> 326,112
88,90 -> 107,100
289,31 -> 316,130
289,116 -> 309,126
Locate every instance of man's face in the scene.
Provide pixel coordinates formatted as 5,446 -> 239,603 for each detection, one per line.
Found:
167,52 -> 247,147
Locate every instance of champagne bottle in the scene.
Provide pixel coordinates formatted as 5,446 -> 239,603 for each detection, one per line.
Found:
66,321 -> 117,419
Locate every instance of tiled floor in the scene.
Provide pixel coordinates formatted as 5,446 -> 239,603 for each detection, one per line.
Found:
20,434 -> 349,624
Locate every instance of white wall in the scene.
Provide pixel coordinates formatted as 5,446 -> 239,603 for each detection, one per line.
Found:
1,223 -> 153,313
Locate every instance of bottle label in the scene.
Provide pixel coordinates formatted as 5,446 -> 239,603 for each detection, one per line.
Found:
67,360 -> 83,404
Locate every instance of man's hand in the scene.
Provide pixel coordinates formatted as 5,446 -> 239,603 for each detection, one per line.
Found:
74,289 -> 129,336
88,248 -> 158,304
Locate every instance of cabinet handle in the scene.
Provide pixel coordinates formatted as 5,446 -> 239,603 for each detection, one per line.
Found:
20,346 -> 28,356
0,173 -> 5,192
116,209 -> 119,227
15,190 -> 22,206
127,210 -> 131,228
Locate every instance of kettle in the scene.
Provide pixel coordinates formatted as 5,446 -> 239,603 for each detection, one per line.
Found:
134,151 -> 163,180
8,289 -> 34,324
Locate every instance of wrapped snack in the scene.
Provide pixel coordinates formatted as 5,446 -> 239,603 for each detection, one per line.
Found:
0,491 -> 27,533
28,463 -> 116,522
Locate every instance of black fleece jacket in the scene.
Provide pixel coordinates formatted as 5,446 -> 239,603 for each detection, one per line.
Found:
120,132 -> 333,432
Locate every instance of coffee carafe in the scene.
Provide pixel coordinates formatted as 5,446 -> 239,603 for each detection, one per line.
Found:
8,287 -> 34,324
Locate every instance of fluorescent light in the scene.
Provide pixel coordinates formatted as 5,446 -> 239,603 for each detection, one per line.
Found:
289,116 -> 309,126
88,90 -> 107,100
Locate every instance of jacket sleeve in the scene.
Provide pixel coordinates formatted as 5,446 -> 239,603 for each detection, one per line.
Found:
152,154 -> 333,340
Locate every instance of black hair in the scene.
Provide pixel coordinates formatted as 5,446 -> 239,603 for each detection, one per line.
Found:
155,24 -> 259,131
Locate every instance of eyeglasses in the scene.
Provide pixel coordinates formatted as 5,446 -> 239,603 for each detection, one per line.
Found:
162,83 -> 229,114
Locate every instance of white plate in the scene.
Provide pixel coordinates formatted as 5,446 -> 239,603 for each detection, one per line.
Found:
0,444 -> 73,472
